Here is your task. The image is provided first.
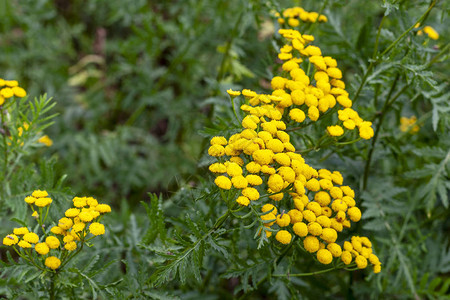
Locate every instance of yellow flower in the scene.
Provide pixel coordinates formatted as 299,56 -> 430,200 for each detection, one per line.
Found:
35,242 -> 50,255
302,210 -> 316,223
214,176 -> 232,190
78,211 -> 95,223
231,175 -> 248,189
12,86 -> 27,98
65,241 -> 77,251
359,125 -> 374,139
242,187 -> 259,201
0,87 -> 14,98
208,144 -> 225,157
305,178 -> 320,192
321,228 -> 338,243
271,76 -> 287,90
289,108 -> 306,123
72,222 -> 86,232
50,226 -> 65,235
261,213 -> 276,226
89,222 -> 105,236
37,135 -> 53,147
23,232 -> 39,244
262,204 -> 278,215
316,215 -> 331,228
306,202 -> 322,216
275,230 -> 292,244
327,125 -> 344,137
307,222 -> 322,236
3,234 -> 19,246
293,222 -> 308,237
276,213 -> 291,227
373,264 -> 382,274
227,89 -> 241,97
317,249 -> 333,264
65,208 -> 80,218
45,236 -> 60,249
423,26 -> 439,40
18,240 -> 32,248
32,190 -> 48,198
303,236 -> 320,253
246,174 -> 263,186
226,163 -> 243,177
327,243 -> 342,257
13,227 -> 29,235
308,106 -> 320,121
58,217 -> 74,230
236,196 -> 250,206
347,207 -> 361,222
355,255 -> 368,269
35,197 -> 52,207
95,204 -> 112,213
73,196 -> 87,208
252,149 -> 274,165
45,256 -> 61,270
341,250 -> 352,265
288,209 -> 303,224
268,174 -> 284,193
24,196 -> 36,204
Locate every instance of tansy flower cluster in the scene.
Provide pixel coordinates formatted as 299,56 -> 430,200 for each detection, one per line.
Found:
1,80 -> 53,147
0,78 -> 27,106
2,190 -> 111,271
416,24 -> 439,40
400,116 -> 420,134
275,7 -> 327,27
208,25 -> 380,273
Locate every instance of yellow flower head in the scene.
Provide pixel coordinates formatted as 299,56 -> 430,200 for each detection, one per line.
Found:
275,230 -> 292,244
45,256 -> 61,270
3,234 -> 19,246
317,249 -> 333,264
32,190 -> 48,198
35,242 -> 50,255
45,236 -> 60,249
23,232 -> 39,244
13,227 -> 29,235
89,222 -> 105,236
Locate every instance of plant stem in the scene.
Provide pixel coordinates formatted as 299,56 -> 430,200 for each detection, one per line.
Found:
0,107 -> 8,182
362,74 -> 410,190
353,0 -> 437,104
272,266 -> 337,277
49,272 -> 57,300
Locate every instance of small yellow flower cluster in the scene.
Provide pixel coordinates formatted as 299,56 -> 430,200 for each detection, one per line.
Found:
416,24 -> 439,40
2,190 -> 111,270
400,116 -> 419,133
341,237 -> 381,273
210,28 -> 380,272
275,7 -> 327,27
0,78 -> 27,106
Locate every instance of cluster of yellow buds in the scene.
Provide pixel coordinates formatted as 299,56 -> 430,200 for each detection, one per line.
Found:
400,116 -> 420,133
0,78 -> 27,105
415,24 -> 439,40
1,80 -> 53,147
208,23 -> 381,273
276,7 -> 327,27
2,190 -> 111,271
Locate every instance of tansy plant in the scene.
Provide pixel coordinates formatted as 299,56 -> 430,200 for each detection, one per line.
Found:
2,189 -> 111,299
210,22 -> 380,273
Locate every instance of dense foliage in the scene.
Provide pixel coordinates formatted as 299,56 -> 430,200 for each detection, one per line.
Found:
1,0 -> 449,299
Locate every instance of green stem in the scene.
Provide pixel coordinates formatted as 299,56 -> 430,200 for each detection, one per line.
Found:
353,0 -> 437,104
230,96 -> 241,123
272,266 -> 338,277
307,0 -> 329,34
0,107 -> 7,182
49,272 -> 57,300
362,74 -> 409,190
